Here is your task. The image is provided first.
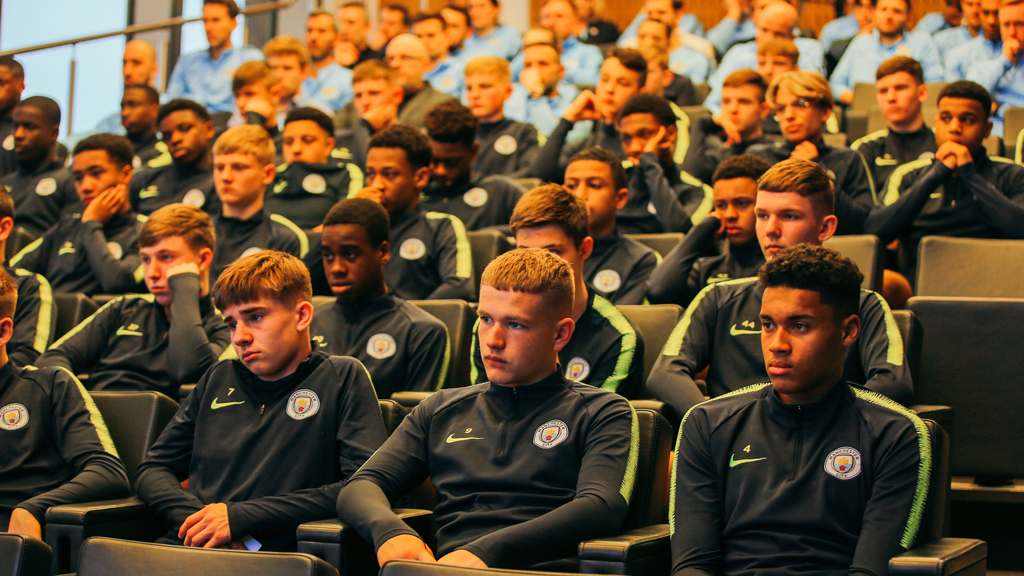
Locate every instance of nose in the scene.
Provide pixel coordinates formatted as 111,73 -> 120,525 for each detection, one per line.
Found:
233,322 -> 252,346
766,328 -> 790,355
724,204 -> 739,221
764,215 -> 782,237
483,323 -> 505,351
328,256 -> 347,277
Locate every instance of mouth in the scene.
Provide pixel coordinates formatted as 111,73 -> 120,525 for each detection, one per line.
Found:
767,360 -> 793,376
725,226 -> 743,235
483,354 -> 506,367
241,350 -> 260,362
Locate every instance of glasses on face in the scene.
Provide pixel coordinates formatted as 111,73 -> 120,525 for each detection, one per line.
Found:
773,98 -> 817,115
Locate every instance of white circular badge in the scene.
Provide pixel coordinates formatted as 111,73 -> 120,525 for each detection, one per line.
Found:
2,134 -> 13,151
302,173 -> 327,194
399,238 -> 427,260
670,61 -> 687,74
286,389 -> 321,420
897,45 -> 913,57
107,242 -> 123,260
494,135 -> 518,155
441,76 -> 455,89
0,403 -> 29,430
36,178 -> 57,197
241,247 -> 264,258
366,333 -> 398,359
824,446 -> 862,480
593,269 -> 622,293
183,189 -> 206,208
533,419 -> 569,449
565,356 -> 591,381
463,187 -> 489,208
133,156 -> 142,169
647,202 -> 658,215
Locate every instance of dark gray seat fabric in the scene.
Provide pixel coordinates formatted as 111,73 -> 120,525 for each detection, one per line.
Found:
824,234 -> 884,293
915,237 -> 1024,298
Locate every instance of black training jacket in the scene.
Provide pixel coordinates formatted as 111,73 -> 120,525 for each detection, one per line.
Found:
210,208 -> 307,282
129,162 -> 220,216
584,230 -> 659,305
420,176 -> 526,232
472,118 -> 541,179
0,159 -> 80,238
267,160 -> 363,230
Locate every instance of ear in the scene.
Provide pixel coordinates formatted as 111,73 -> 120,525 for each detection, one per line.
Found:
413,165 -> 431,189
325,135 -> 336,151
840,313 -> 861,347
580,235 -> 594,261
552,317 -> 575,352
379,240 -> 391,265
204,120 -> 215,140
0,217 -> 14,243
817,213 -> 838,242
661,68 -> 673,88
558,63 -> 566,80
393,85 -> 406,105
295,300 -> 314,331
0,317 -> 13,349
270,84 -> 284,104
918,83 -> 928,104
664,123 -> 678,145
262,162 -> 276,186
197,246 -> 214,272
983,118 -> 993,140
503,82 -> 513,99
120,163 -> 134,186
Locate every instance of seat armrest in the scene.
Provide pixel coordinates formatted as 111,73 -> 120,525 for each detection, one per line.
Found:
911,405 -> 953,428
297,510 -> 434,576
890,538 -> 987,576
578,524 -> 671,576
45,496 -> 152,525
44,496 -> 164,575
391,392 -> 433,409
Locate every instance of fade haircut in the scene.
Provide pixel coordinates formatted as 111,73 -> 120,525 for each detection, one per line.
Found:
352,59 -> 397,84
757,158 -> 835,216
308,9 -> 338,32
232,60 -> 276,94
876,55 -> 924,84
463,55 -> 511,82
618,93 -> 676,127
18,96 -> 60,127
938,80 -> 993,120
569,147 -> 628,192
368,124 -> 433,170
608,48 -> 648,87
510,184 -> 590,248
139,203 -> 216,253
0,268 -> 16,321
323,198 -> 391,247
481,247 -> 574,318
125,84 -> 161,104
158,99 -> 211,125
213,124 -> 275,166
759,244 -> 864,320
263,35 -> 311,66
73,134 -> 136,170
0,185 -> 13,222
758,37 -> 799,61
767,70 -> 835,109
213,250 -> 312,311
284,106 -> 334,137
425,100 -> 478,146
712,154 -> 771,184
0,57 -> 24,80
204,0 -> 240,18
723,69 -> 769,100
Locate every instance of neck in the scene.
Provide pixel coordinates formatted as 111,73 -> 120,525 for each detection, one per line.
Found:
191,151 -> 212,170
968,23 -> 980,36
572,273 -> 587,322
777,374 -> 840,405
740,123 -> 764,142
0,348 -> 8,370
129,127 -> 158,142
476,23 -> 497,36
344,283 -> 388,305
591,221 -> 615,239
268,340 -> 313,381
310,55 -> 332,75
222,197 -> 264,220
20,150 -> 55,173
209,40 -> 231,60
481,110 -> 505,123
890,114 -> 924,133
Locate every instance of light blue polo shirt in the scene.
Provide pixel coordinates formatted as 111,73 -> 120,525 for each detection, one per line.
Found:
165,45 -> 264,113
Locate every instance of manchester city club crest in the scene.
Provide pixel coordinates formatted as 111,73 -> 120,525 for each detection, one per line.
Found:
593,269 -> 622,293
0,403 -> 29,430
533,419 -> 569,449
824,446 -> 862,479
302,173 -> 327,194
36,177 -> 57,197
463,187 -> 489,208
494,135 -> 517,155
183,189 -> 206,208
565,357 -> 590,381
366,333 -> 397,359
399,238 -> 427,260
286,389 -> 320,420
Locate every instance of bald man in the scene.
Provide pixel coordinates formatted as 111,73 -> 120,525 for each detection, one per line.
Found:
386,34 -> 456,129
703,1 -> 825,113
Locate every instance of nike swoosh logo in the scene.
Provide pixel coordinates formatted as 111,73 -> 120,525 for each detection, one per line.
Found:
729,455 -> 767,467
446,433 -> 485,444
211,398 -> 245,410
930,192 -> 942,198
115,327 -> 144,336
730,324 -> 761,336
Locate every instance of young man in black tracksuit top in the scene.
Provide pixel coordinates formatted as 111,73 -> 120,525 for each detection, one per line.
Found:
36,204 -> 231,401
122,85 -> 169,169
269,107 -> 363,230
0,57 -> 24,179
747,71 -> 877,235
137,251 -> 386,552
850,57 -> 938,190
0,269 -> 129,538
866,81 -> 1024,282
130,99 -> 221,216
12,134 -> 145,296
209,125 -> 307,282
670,245 -> 931,576
470,185 -> 644,398
1,96 -> 80,238
421,100 -> 526,231
336,248 -> 638,569
463,55 -> 540,179
647,154 -> 769,307
648,159 -> 912,420
564,147 -> 658,305
310,198 -> 449,398
0,186 -> 53,367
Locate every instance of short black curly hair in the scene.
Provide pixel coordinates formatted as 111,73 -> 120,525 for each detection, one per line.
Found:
424,100 -> 478,147
618,93 -> 676,127
938,80 -> 992,121
568,147 -> 627,192
368,124 -> 433,170
73,133 -> 136,170
712,154 -> 771,184
157,98 -> 211,125
284,106 -> 334,137
758,244 -> 863,320
322,197 -> 390,247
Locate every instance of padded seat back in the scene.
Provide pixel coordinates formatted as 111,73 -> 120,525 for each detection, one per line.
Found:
622,408 -> 674,531
378,399 -> 409,436
623,233 -> 686,259
89,392 -> 179,490
617,304 -> 684,389
467,229 -> 513,297
0,533 -> 52,576
907,297 -> 1024,478
891,309 -> 921,383
916,237 -> 1024,298
823,234 -> 884,292
5,226 -> 36,261
53,293 -> 99,341
76,537 -> 339,576
410,300 -> 475,389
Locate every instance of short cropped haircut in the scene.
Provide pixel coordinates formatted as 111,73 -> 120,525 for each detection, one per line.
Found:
0,56 -> 24,80
463,55 -> 511,82
0,268 -> 16,321
368,124 -> 433,170
510,184 -> 590,248
758,37 -> 799,61
723,69 -> 769,100
284,106 -> 334,137
233,60 -> 276,94
352,59 -> 397,84
73,134 -> 136,170
938,80 -> 992,120
413,11 -> 446,27
18,96 -> 61,127
712,154 -> 771,184
543,0 -> 578,15
876,56 -> 924,84
382,3 -> 411,25
481,248 -> 574,317
522,27 -> 560,53
139,203 -> 216,253
618,93 -> 676,127
213,251 -> 312,311
322,198 -> 391,247
204,0 -> 240,18
158,99 -> 211,125
639,19 -> 673,39
757,158 -> 835,216
767,70 -> 834,109
0,185 -> 14,222
569,146 -> 628,192
213,124 -> 275,166
307,9 -> 338,32
759,244 -> 864,320
608,47 -> 648,87
425,100 -> 478,146
639,45 -> 670,70
263,35 -> 311,66
125,84 -> 161,104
